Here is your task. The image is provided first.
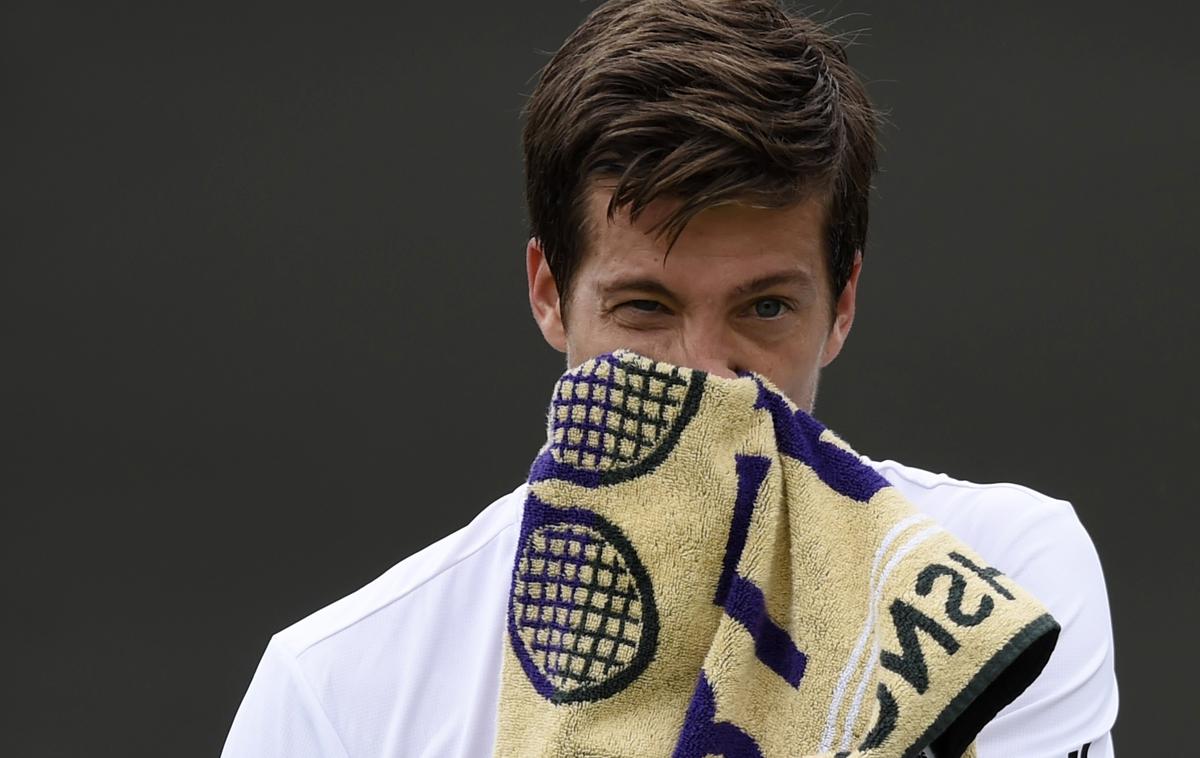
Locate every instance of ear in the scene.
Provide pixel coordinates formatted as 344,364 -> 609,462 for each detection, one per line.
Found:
527,237 -> 568,353
819,250 -> 863,367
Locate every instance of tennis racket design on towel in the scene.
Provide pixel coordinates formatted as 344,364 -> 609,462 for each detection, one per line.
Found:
508,498 -> 659,703
511,352 -> 699,701
530,351 -> 706,487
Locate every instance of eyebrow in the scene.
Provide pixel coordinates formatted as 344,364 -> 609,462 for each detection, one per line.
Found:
596,271 -> 814,301
728,271 -> 815,298
596,277 -> 677,299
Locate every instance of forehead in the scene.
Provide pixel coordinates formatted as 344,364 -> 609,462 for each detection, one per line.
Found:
579,185 -> 831,285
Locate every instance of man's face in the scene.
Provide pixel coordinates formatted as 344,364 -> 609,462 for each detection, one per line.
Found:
527,185 -> 860,412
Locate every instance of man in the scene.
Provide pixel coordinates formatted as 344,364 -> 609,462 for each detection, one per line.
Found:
222,1 -> 1118,755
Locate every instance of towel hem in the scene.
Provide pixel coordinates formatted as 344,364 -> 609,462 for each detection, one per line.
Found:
908,612 -> 1060,758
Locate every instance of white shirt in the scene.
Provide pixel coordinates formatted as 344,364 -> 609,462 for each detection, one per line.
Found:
222,458 -> 1118,757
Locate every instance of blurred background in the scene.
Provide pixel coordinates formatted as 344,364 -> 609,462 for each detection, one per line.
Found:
3,1 -> 1196,755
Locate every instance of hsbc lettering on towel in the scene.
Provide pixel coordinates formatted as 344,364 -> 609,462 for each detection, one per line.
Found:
860,552 -> 1017,749
671,378 -> 1056,758
674,468 -> 1025,757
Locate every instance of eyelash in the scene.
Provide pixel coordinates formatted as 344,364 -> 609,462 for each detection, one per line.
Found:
616,298 -> 793,318
620,299 -> 668,313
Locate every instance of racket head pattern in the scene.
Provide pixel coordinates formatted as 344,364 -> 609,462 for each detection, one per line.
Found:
530,351 -> 706,487
508,498 -> 659,704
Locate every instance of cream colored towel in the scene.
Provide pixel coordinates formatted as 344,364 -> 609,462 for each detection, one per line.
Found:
494,351 -> 1058,758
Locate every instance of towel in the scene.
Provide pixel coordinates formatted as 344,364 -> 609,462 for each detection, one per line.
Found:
494,350 -> 1059,758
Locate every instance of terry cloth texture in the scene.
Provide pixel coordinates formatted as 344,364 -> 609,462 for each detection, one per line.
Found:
494,351 -> 1059,758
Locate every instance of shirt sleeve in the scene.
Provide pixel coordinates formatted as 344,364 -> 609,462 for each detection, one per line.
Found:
974,502 -> 1119,757
221,637 -> 352,758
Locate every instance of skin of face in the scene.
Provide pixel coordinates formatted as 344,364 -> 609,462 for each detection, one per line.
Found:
527,184 -> 862,413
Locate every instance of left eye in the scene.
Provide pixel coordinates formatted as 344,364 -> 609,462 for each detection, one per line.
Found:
753,299 -> 788,318
623,300 -> 664,313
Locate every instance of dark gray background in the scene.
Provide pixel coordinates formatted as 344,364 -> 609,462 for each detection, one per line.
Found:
3,1 -> 1196,755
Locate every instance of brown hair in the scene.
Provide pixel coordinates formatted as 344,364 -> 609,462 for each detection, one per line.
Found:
523,0 -> 880,319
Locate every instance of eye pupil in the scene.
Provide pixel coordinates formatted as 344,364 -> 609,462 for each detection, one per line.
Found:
755,299 -> 783,318
630,300 -> 660,312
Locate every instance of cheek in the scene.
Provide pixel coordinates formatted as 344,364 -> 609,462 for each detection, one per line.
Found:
563,307 -> 648,364
765,361 -> 813,398
750,332 -> 826,401
573,326 -> 674,365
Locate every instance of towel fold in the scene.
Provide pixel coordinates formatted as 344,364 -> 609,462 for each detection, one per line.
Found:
494,351 -> 1058,758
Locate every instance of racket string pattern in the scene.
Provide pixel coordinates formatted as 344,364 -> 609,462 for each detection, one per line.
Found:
509,352 -> 697,702
512,521 -> 647,697
548,352 -> 695,473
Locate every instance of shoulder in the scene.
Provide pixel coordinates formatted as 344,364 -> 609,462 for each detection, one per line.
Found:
223,483 -> 524,758
864,457 -> 1120,756
862,457 -> 1108,621
274,481 -> 524,658
864,456 -> 1078,542
864,457 -> 1088,566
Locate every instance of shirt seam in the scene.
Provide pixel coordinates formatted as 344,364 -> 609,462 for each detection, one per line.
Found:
865,458 -> 1072,507
290,514 -> 521,657
273,639 -> 354,758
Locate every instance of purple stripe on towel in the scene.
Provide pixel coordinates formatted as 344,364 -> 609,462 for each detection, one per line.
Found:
724,574 -> 808,687
715,455 -> 771,604
528,449 -> 603,488
752,378 -> 888,503
674,671 -> 764,758
713,454 -> 807,688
